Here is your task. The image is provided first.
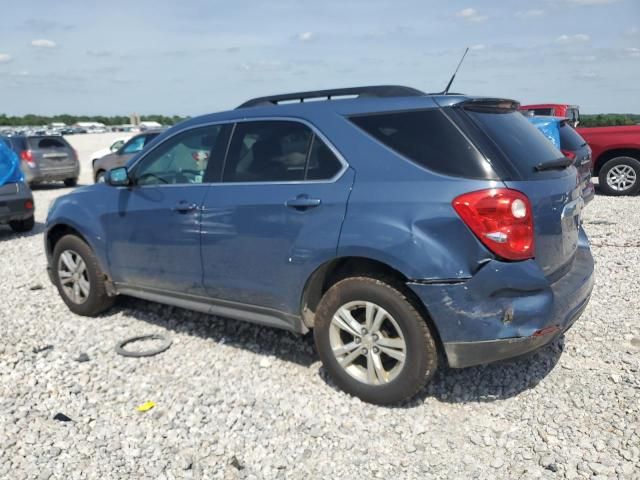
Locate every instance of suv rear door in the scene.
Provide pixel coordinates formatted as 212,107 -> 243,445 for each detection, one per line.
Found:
28,136 -> 76,170
200,119 -> 353,318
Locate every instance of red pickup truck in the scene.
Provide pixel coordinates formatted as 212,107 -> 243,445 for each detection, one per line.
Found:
521,103 -> 640,196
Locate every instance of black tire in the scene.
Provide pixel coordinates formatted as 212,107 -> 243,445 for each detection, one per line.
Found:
52,234 -> 115,316
598,156 -> 640,196
95,171 -> 106,184
314,276 -> 438,405
64,178 -> 78,187
9,215 -> 35,233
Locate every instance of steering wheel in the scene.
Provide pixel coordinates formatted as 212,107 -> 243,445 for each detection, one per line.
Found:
177,169 -> 202,183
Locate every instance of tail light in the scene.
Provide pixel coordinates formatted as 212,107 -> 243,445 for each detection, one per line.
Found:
24,200 -> 34,210
20,150 -> 36,168
453,188 -> 535,261
561,149 -> 576,161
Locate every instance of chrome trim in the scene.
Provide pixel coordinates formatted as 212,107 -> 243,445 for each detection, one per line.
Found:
127,116 -> 350,186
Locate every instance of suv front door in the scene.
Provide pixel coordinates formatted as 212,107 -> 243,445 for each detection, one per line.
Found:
200,120 -> 353,318
104,125 -> 230,294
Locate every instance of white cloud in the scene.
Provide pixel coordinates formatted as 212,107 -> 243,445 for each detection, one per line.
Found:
31,39 -> 56,48
470,44 -> 486,50
297,32 -> 314,42
10,70 -> 29,77
556,33 -> 590,43
570,54 -> 597,62
625,47 -> 640,58
516,9 -> 545,18
0,53 -> 12,63
575,71 -> 599,79
456,8 -> 488,23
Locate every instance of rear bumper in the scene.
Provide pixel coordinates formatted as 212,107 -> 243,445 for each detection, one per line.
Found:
23,163 -> 79,183
408,228 -> 594,368
0,182 -> 34,224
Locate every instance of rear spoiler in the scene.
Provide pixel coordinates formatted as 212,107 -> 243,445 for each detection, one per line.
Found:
458,98 -> 520,113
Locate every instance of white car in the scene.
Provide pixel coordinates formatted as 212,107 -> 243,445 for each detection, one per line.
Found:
90,137 -> 131,162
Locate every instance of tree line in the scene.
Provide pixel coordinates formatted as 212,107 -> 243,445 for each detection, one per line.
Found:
580,114 -> 640,127
0,114 -> 188,127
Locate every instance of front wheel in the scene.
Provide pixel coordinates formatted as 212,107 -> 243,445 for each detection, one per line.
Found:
314,277 -> 438,405
598,157 -> 640,196
52,234 -> 115,316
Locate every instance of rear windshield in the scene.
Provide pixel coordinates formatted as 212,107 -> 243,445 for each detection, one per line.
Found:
349,109 -> 495,179
559,122 -> 586,151
28,137 -> 69,149
465,110 -> 562,173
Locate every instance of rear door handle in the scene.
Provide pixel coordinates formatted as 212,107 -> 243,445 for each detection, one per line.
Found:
285,196 -> 321,210
172,202 -> 199,213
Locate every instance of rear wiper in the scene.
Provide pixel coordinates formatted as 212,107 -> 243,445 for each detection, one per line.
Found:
534,157 -> 573,171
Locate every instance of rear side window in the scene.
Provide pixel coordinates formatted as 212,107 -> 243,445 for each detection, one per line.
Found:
465,110 -> 562,174
559,123 -> 586,151
223,121 -> 312,182
349,109 -> 493,179
29,137 -> 67,149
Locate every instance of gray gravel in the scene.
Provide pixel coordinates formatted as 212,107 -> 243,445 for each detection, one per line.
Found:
1,135 -> 639,479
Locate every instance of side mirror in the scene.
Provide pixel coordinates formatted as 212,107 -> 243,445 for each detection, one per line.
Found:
107,167 -> 131,186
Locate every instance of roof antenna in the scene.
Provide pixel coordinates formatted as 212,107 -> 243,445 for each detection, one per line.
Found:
442,47 -> 469,95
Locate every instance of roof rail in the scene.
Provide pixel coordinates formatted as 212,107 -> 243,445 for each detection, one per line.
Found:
237,85 -> 425,108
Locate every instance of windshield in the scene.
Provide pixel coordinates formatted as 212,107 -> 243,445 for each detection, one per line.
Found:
465,110 -> 563,175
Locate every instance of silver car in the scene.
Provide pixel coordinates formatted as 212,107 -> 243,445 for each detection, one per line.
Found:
4,135 -> 79,187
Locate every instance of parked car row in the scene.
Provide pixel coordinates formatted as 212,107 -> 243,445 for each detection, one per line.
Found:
45,86 -> 595,405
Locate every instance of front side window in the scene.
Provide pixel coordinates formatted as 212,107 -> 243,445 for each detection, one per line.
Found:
133,126 -> 225,186
121,136 -> 146,154
223,121 -> 312,182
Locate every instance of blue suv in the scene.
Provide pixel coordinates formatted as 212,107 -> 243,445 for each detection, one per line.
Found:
45,86 -> 594,404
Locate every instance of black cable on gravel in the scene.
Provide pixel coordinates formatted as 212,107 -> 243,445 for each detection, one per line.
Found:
115,334 -> 172,358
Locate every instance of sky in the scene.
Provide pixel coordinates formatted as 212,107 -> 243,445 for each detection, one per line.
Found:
0,0 -> 639,116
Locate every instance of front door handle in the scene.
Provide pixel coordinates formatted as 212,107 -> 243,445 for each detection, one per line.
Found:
172,201 -> 199,213
285,196 -> 321,211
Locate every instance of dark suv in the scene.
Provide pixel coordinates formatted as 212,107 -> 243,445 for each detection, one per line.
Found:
2,135 -> 79,187
45,86 -> 594,404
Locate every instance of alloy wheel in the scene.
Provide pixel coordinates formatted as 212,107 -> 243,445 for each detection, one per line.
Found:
329,300 -> 406,386
57,249 -> 91,304
606,164 -> 637,192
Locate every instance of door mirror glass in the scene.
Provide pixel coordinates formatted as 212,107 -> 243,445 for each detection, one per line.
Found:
108,167 -> 130,186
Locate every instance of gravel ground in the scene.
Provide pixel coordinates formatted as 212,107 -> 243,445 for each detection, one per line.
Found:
1,134 -> 639,479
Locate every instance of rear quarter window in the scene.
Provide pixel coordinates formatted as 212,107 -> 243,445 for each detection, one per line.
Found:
349,109 -> 495,179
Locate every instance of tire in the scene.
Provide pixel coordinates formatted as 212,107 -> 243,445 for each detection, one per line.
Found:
52,234 -> 115,316
64,178 -> 78,187
598,156 -> 640,196
9,215 -> 35,233
95,171 -> 106,184
314,276 -> 438,405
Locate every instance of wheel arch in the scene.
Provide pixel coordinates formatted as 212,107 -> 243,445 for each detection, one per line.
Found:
593,148 -> 640,176
46,221 -> 112,286
300,256 -> 445,352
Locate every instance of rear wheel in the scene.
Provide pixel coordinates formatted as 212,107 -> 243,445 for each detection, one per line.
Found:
314,276 -> 438,405
9,215 -> 35,233
598,157 -> 640,196
64,178 -> 78,187
52,234 -> 115,316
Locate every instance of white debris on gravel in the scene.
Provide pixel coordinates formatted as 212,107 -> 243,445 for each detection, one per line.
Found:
0,134 -> 639,479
